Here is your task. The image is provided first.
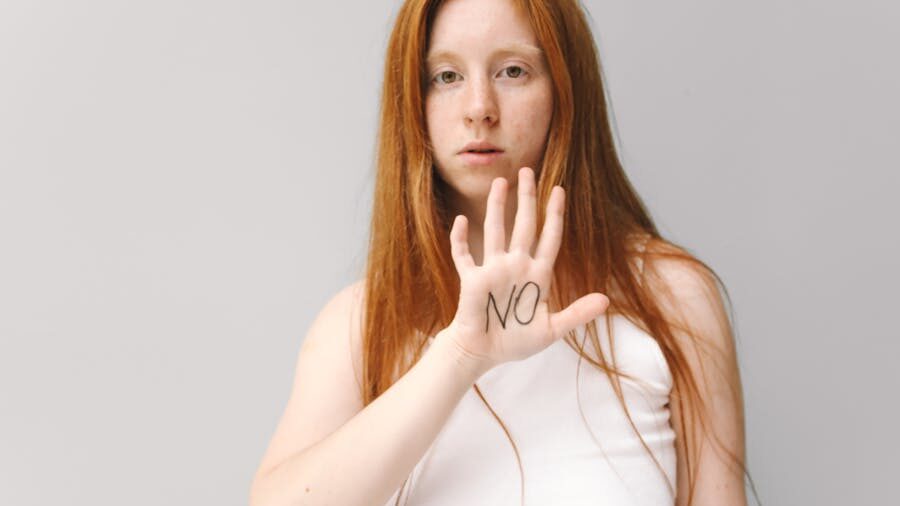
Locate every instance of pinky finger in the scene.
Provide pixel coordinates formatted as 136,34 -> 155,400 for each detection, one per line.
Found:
450,214 -> 476,272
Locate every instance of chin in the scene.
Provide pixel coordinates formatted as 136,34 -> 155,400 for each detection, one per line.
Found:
435,162 -> 519,199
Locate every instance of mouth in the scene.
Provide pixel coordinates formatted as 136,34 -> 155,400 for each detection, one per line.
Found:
458,150 -> 504,166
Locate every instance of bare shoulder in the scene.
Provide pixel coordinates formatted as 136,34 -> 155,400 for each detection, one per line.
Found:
627,233 -> 702,278
640,238 -> 734,355
306,278 -> 367,384
253,278 -> 367,479
640,238 -> 719,292
638,236 -> 714,282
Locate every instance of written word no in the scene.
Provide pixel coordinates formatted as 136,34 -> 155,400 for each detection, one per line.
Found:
484,281 -> 541,333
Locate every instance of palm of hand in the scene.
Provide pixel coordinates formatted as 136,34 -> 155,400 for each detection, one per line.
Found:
446,167 -> 609,370
451,252 -> 556,364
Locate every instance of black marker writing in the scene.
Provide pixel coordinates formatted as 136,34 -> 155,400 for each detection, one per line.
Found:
484,281 -> 541,332
513,281 -> 540,325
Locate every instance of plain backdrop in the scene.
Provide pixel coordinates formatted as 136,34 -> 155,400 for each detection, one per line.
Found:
1,1 -> 897,504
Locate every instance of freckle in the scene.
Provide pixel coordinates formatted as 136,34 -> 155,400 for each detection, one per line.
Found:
305,487 -> 310,493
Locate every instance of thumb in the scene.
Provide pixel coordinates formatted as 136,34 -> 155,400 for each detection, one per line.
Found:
549,293 -> 610,340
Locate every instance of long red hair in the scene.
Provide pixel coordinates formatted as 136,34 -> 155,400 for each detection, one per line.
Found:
362,1 -> 759,504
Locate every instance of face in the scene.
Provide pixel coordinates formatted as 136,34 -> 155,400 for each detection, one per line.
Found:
425,0 -> 554,205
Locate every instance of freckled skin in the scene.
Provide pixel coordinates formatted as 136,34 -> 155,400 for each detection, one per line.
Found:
425,0 -> 577,351
424,0 -> 554,205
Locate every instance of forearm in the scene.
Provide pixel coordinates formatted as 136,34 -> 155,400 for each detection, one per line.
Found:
249,330 -> 488,506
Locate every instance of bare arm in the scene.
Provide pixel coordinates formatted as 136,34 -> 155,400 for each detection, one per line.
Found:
648,251 -> 748,506
249,328 -> 489,506
250,169 -> 608,505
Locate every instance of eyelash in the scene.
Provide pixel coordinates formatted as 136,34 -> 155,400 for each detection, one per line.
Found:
431,65 -> 528,86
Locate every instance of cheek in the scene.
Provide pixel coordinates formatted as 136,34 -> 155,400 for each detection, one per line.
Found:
425,100 -> 452,150
508,91 -> 553,147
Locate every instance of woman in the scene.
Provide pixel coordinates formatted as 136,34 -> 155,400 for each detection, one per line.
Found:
251,0 -> 758,505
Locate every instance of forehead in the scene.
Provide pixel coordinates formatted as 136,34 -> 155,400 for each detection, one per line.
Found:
426,0 -> 539,58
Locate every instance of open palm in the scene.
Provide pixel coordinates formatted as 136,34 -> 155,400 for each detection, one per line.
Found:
445,167 -> 610,370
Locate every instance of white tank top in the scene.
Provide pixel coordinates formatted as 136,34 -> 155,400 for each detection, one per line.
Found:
383,312 -> 677,505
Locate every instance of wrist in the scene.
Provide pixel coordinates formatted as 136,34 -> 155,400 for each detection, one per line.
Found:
431,326 -> 492,380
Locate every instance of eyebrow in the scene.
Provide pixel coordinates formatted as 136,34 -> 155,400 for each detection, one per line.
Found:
425,43 -> 544,65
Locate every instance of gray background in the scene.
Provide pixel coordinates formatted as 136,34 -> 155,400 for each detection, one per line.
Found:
1,0 -> 897,504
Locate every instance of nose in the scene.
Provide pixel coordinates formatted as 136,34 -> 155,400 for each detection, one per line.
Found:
463,75 -> 499,127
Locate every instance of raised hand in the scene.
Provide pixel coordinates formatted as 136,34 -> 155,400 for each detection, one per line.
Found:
442,167 -> 610,371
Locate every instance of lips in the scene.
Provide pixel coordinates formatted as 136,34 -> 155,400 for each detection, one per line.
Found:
459,140 -> 503,154
458,150 -> 504,166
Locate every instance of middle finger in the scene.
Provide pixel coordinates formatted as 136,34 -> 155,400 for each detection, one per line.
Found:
509,167 -> 536,254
